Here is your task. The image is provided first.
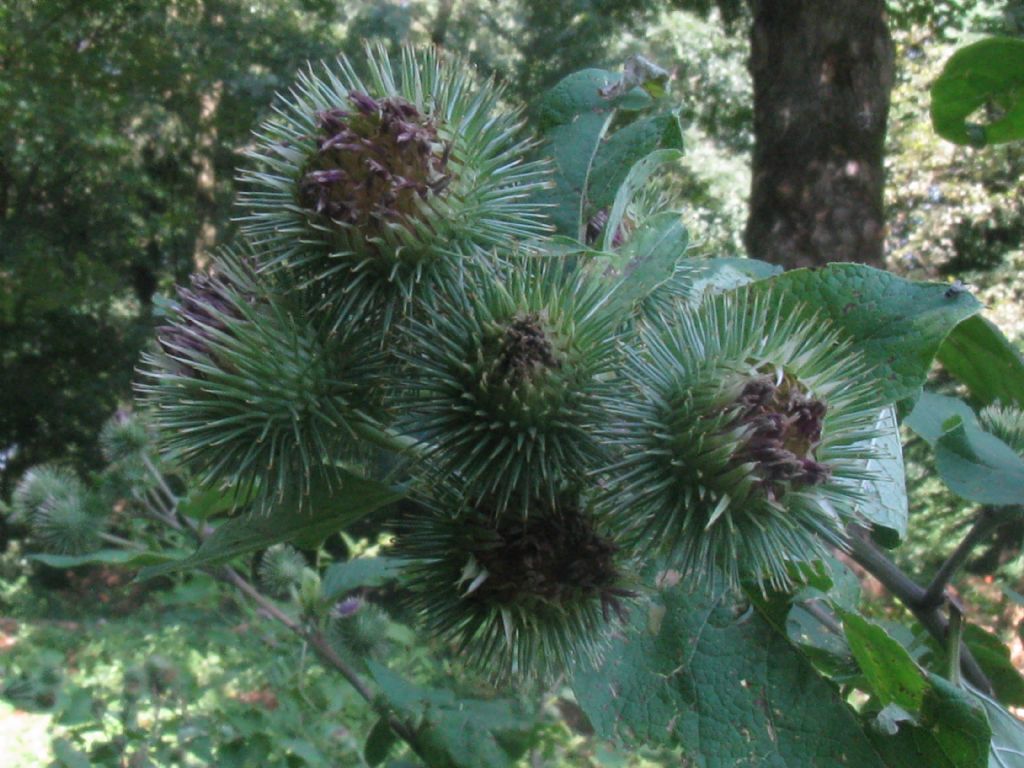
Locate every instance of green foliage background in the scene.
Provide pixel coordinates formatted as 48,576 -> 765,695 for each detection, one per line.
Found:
4,1 -> 1024,767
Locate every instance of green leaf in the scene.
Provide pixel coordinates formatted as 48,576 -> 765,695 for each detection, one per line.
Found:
367,662 -> 535,768
675,257 -> 783,306
533,69 -> 622,237
533,68 -> 665,240
602,148 -> 682,251
907,393 -> 1024,504
1002,585 -> 1024,607
840,610 -> 928,711
934,415 -> 1024,506
937,315 -> 1024,408
771,557 -> 862,682
137,471 -> 403,580
602,212 -> 689,315
754,264 -> 982,405
869,675 -> 991,768
968,685 -> 1024,768
843,405 -> 909,545
29,549 -> 177,568
962,625 -> 1024,708
321,556 -> 404,600
280,738 -> 325,765
534,69 -> 633,131
51,739 -> 91,768
572,577 -> 886,767
178,484 -> 254,520
906,392 -> 981,444
55,685 -> 97,726
587,111 -> 684,214
365,717 -> 397,766
931,37 -> 1024,147
840,612 -> 997,768
785,602 -> 860,682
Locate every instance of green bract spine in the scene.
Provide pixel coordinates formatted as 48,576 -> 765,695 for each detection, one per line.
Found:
397,257 -> 617,514
237,43 -> 551,330
394,488 -> 634,681
603,290 -> 883,591
136,251 -> 384,511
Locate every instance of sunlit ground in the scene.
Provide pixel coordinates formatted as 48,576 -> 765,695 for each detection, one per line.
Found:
0,699 -> 53,767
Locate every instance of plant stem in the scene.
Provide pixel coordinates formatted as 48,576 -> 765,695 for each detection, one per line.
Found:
802,599 -> 844,635
98,531 -> 145,550
142,453 -> 179,506
846,525 -> 993,694
948,604 -> 964,688
351,418 -> 423,457
920,508 -> 1017,609
138,456 -> 424,757
219,566 -> 423,756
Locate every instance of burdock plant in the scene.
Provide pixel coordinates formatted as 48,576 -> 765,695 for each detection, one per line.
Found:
397,257 -> 618,514
395,487 -> 634,680
137,249 -> 385,510
238,44 -> 551,329
15,42 -> 1018,766
11,464 -> 103,554
603,290 -> 884,591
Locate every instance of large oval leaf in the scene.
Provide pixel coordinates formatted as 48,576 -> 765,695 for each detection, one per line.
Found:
573,577 -> 886,767
138,471 -> 403,580
753,264 -> 982,406
931,37 -> 1024,147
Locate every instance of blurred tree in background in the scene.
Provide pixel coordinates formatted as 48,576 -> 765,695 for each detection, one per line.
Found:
0,0 -> 348,489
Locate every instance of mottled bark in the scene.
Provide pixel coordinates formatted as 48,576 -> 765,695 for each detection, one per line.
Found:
431,0 -> 456,46
746,1 -> 894,268
191,79 -> 223,272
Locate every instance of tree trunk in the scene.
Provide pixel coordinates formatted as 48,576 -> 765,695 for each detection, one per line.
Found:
191,79 -> 223,272
431,0 -> 456,46
745,0 -> 894,269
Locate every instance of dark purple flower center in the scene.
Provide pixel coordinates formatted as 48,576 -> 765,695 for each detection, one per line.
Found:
494,313 -> 561,387
467,504 -> 631,621
731,375 -> 832,500
584,207 -> 632,248
297,91 -> 452,234
157,273 -> 248,377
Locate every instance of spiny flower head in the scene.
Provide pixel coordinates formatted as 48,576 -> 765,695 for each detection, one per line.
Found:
99,409 -> 152,464
979,402 -> 1024,456
33,492 -> 105,555
137,250 -> 385,511
395,490 -> 635,681
398,257 -> 618,514
11,464 -> 84,524
156,268 -> 251,378
258,544 -> 308,597
602,289 -> 884,591
238,43 -> 551,330
12,465 -> 104,554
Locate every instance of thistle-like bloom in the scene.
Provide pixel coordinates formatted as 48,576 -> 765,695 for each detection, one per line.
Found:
258,544 -> 308,597
33,493 -> 105,554
238,44 -> 551,329
395,491 -> 634,680
99,409 -> 151,464
603,290 -> 883,591
11,464 -> 84,524
137,251 -> 384,511
979,402 -> 1024,455
398,258 -> 617,514
10,464 -> 104,553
